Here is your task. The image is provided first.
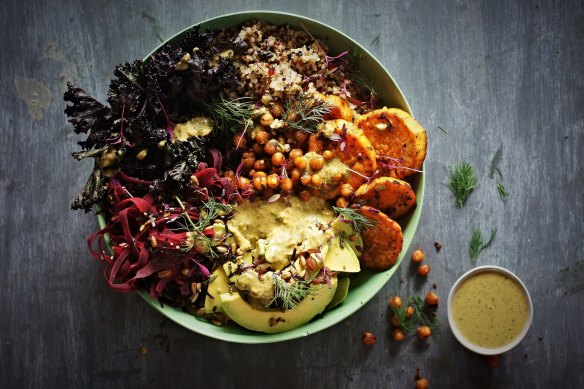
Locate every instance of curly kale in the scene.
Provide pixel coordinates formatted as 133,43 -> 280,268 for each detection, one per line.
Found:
65,25 -> 244,211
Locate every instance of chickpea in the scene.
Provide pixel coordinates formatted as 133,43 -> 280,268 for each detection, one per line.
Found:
294,156 -> 307,170
415,378 -> 429,389
311,173 -> 323,188
242,152 -> 256,169
425,291 -> 439,306
390,315 -> 401,328
289,148 -> 304,160
260,112 -> 274,127
417,325 -> 432,340
237,177 -> 251,190
255,130 -> 269,144
298,190 -> 312,202
389,296 -> 402,309
290,168 -> 302,183
280,178 -> 293,192
267,174 -> 280,189
411,249 -> 425,263
323,149 -> 334,161
417,264 -> 431,277
252,143 -> 264,154
254,159 -> 267,171
270,102 -> 284,118
293,130 -> 308,144
405,306 -> 415,319
392,328 -> 405,342
340,183 -> 354,198
336,197 -> 349,208
254,171 -> 267,178
361,331 -> 376,346
271,152 -> 285,166
253,175 -> 267,190
309,155 -> 325,171
223,170 -> 235,181
301,173 -> 313,185
487,355 -> 501,367
332,172 -> 344,183
264,140 -> 278,155
232,133 -> 246,149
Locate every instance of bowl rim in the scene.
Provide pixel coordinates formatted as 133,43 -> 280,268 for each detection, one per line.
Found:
447,265 -> 534,355
96,10 -> 425,343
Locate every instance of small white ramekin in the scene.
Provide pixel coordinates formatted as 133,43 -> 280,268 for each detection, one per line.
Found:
447,265 -> 533,355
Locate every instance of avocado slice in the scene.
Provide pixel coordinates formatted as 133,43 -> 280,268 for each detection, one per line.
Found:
324,236 -> 361,273
220,277 -> 338,333
204,267 -> 230,313
330,216 -> 364,256
326,277 -> 350,310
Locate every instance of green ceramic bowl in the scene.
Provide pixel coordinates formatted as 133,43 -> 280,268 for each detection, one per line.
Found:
97,10 -> 425,343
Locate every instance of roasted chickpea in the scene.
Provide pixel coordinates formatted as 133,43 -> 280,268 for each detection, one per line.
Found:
411,249 -> 425,263
336,197 -> 349,208
390,315 -> 401,328
289,148 -> 304,160
255,130 -> 269,144
252,143 -> 264,154
425,291 -> 439,306
405,306 -> 415,319
232,133 -> 246,149
392,328 -> 405,342
340,183 -> 354,198
264,140 -> 278,155
254,171 -> 267,178
290,168 -> 302,183
309,155 -> 325,171
270,102 -> 283,118
417,325 -> 432,340
487,355 -> 501,367
415,378 -> 429,389
298,190 -> 312,202
323,150 -> 334,161
332,172 -> 344,183
267,174 -> 280,189
254,159 -> 267,171
294,156 -> 307,170
389,296 -> 402,309
301,174 -> 312,186
293,130 -> 308,144
311,173 -> 323,188
271,152 -> 285,166
361,331 -> 376,346
242,151 -> 256,169
237,177 -> 251,190
418,264 -> 431,277
223,170 -> 235,181
260,112 -> 274,127
280,178 -> 293,192
253,175 -> 267,190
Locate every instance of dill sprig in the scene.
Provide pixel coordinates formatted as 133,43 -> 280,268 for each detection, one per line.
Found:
207,97 -> 254,134
351,74 -> 377,96
269,275 -> 316,310
469,226 -> 497,262
282,94 -> 331,133
449,160 -> 477,208
370,33 -> 381,47
391,296 -> 440,334
497,182 -> 509,201
333,206 -> 376,233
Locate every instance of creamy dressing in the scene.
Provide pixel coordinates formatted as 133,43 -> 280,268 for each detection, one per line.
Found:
173,117 -> 213,141
228,197 -> 335,271
452,271 -> 529,349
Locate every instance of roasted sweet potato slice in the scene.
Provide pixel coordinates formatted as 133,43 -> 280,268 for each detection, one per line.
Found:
354,177 -> 416,219
354,108 -> 426,179
358,206 -> 403,271
314,93 -> 354,122
323,119 -> 377,188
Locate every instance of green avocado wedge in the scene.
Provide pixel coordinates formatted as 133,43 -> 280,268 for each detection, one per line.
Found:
326,277 -> 351,310
324,236 -> 361,273
220,277 -> 338,333
204,267 -> 231,313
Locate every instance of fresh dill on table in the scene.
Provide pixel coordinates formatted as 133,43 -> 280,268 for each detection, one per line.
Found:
370,33 -> 381,47
469,226 -> 497,262
497,182 -> 509,201
449,160 -> 477,208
